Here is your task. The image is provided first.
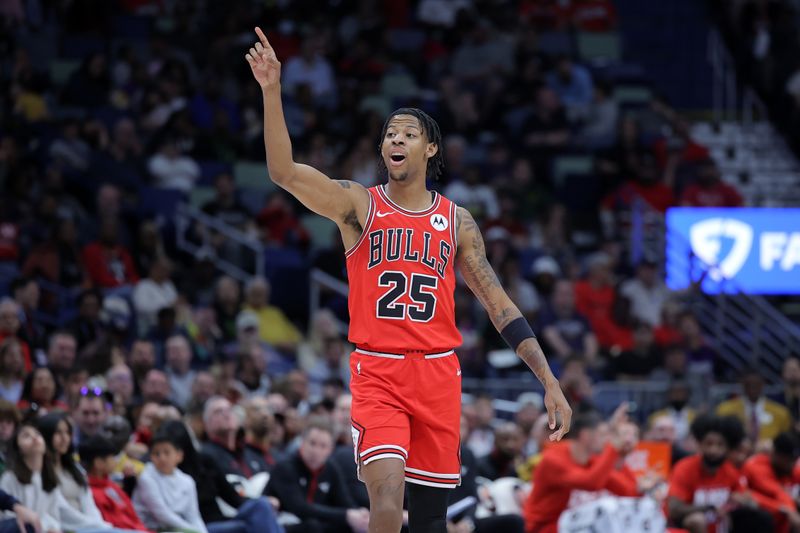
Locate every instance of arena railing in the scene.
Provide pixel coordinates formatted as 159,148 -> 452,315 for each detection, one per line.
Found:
174,203 -> 265,283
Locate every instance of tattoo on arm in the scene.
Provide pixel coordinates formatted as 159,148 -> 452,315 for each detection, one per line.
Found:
457,207 -> 554,385
337,180 -> 353,189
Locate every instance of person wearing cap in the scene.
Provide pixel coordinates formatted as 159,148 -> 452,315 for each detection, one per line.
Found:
224,310 -> 295,378
530,256 -> 561,300
515,392 -> 544,437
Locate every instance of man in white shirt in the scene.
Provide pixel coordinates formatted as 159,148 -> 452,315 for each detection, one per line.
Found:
620,259 -> 671,327
164,335 -> 196,410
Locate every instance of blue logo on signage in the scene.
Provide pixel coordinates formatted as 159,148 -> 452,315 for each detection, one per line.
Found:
666,208 -> 800,294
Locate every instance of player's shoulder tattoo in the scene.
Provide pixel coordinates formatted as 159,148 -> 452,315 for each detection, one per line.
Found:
337,180 -> 353,189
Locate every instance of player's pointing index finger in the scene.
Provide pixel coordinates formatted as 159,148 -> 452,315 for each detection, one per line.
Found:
255,27 -> 270,48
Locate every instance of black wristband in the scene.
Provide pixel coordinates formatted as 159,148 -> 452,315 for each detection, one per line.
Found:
500,317 -> 536,351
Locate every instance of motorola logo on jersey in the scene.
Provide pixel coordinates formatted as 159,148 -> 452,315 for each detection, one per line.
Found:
367,228 -> 452,279
430,214 -> 448,232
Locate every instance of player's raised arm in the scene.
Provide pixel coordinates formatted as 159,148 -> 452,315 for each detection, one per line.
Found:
455,207 -> 572,441
245,27 -> 368,227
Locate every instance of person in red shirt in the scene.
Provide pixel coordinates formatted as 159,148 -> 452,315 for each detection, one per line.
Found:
524,405 -> 631,533
574,252 -> 615,334
742,432 -> 800,532
667,414 -> 768,533
680,159 -> 743,208
79,435 -> 152,532
81,218 -> 139,288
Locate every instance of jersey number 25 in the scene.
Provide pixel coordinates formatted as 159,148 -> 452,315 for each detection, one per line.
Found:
376,271 -> 438,322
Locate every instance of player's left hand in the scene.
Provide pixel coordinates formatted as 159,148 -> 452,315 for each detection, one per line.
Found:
544,380 -> 572,441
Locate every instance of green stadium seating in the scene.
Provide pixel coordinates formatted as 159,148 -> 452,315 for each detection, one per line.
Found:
50,60 -> 80,86
189,186 -> 215,209
577,32 -> 621,62
613,85 -> 652,106
552,155 -> 594,187
234,161 -> 277,193
301,213 -> 337,251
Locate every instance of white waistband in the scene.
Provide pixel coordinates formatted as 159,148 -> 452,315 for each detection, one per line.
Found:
355,348 -> 454,360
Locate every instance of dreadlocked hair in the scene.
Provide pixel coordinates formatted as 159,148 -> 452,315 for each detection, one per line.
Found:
378,107 -> 444,181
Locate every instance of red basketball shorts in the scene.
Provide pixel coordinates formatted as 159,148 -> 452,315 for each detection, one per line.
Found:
349,347 -> 462,488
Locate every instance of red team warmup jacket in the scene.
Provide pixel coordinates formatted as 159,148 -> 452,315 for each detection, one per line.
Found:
741,453 -> 800,533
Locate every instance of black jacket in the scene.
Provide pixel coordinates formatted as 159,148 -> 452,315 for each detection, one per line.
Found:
330,444 -> 369,508
185,452 -> 245,524
266,451 -> 355,525
201,439 -> 269,478
0,489 -> 17,512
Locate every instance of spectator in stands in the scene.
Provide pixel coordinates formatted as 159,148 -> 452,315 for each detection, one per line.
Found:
523,86 -> 571,153
37,413 -> 107,523
717,368 -> 792,443
243,277 -> 302,352
256,191 -> 310,249
523,406 -> 631,533
161,420 -> 284,533
742,432 -> 800,532
476,422 -> 525,480
236,346 -> 270,399
0,401 -> 20,473
515,392 -> 544,439
0,341 -> 24,403
164,335 -> 196,410
17,367 -> 66,415
69,290 -> 103,353
306,333 -> 349,399
9,278 -> 43,354
140,369 -> 171,405
133,429 -> 207,533
266,416 -> 370,533
281,37 -> 336,102
106,364 -> 134,414
128,339 -> 156,390
612,323 -> 663,379
22,215 -> 87,289
202,173 -> 251,229
619,258 -> 670,327
45,330 -> 77,384
243,397 -> 281,472
539,280 -> 598,363
72,388 -> 109,445
466,394 -> 497,458
132,256 -> 178,333
574,252 -> 615,332
677,312 -> 719,376
81,218 -> 139,288
576,80 -> 619,149
649,380 -> 696,442
201,396 -> 263,478
0,300 -> 31,372
546,55 -> 594,120
559,356 -> 595,413
80,435 -> 151,532
680,158 -> 743,207
771,356 -> 800,423
667,414 -> 769,533
147,135 -> 200,193
214,276 -> 242,342
451,415 -> 526,533
645,413 -> 690,466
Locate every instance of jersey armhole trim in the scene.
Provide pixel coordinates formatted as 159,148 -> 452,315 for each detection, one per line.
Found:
449,200 -> 458,254
344,189 -> 375,258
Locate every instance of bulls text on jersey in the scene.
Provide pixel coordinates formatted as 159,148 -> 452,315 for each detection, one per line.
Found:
367,228 -> 452,279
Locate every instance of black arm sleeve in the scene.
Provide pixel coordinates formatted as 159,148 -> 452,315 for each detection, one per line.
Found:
266,462 -> 349,524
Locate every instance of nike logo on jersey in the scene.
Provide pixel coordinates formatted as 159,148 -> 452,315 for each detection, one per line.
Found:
376,211 -> 395,218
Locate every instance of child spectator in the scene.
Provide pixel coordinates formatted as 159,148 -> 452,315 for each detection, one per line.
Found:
0,423 -> 113,531
133,429 -> 207,533
80,435 -> 152,532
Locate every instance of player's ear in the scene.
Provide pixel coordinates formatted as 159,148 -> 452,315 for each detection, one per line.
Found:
426,142 -> 438,159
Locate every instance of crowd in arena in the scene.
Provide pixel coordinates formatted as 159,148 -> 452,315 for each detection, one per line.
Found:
1,0 -> 795,532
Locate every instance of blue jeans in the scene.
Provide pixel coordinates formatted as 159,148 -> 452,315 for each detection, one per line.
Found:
207,497 -> 284,533
0,519 -> 33,533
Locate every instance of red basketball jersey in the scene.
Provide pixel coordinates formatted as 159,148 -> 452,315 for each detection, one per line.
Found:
345,185 -> 462,351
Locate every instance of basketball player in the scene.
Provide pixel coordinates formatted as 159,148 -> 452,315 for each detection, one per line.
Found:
245,27 -> 571,533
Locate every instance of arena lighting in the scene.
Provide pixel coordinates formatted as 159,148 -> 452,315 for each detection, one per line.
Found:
666,208 -> 800,294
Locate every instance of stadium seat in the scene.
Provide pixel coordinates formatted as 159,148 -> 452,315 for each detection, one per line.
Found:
233,161 -> 276,193
301,214 -> 337,251
50,60 -> 80,86
537,31 -> 574,57
576,32 -> 621,62
612,85 -> 652,106
198,160 -> 233,186
189,186 -> 215,209
138,187 -> 185,218
552,155 -> 594,187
